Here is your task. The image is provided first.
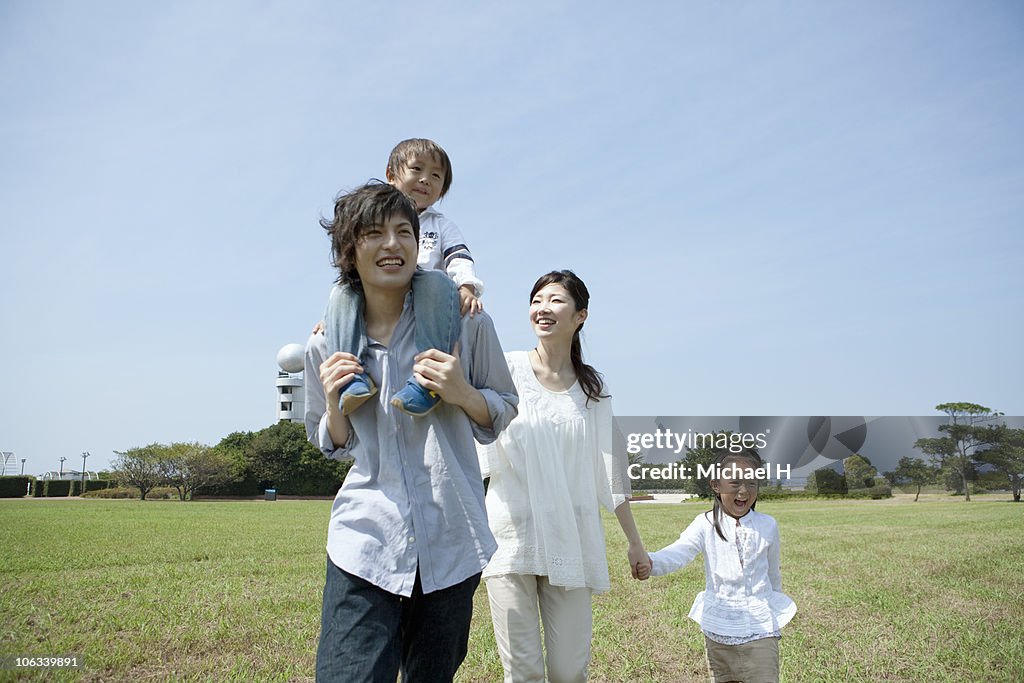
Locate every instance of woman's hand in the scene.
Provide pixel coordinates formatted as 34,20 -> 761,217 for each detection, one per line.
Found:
629,545 -> 652,581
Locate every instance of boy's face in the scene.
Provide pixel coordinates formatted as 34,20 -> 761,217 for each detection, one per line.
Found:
387,154 -> 446,211
354,213 -> 418,293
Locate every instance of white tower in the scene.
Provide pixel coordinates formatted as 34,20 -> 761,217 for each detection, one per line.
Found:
275,344 -> 305,423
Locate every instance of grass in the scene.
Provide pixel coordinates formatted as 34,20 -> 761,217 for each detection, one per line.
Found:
1,494 -> 1021,682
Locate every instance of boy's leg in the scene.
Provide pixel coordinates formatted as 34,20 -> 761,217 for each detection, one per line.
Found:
486,574 -> 546,683
537,577 -> 592,683
324,284 -> 376,414
410,269 -> 461,354
315,559 -> 402,683
398,571 -> 481,683
391,269 -> 461,417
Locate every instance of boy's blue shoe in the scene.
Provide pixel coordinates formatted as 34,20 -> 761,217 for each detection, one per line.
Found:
339,373 -> 377,415
390,379 -> 441,417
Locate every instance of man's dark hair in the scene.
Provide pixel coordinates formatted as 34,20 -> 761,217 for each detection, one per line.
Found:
320,181 -> 420,288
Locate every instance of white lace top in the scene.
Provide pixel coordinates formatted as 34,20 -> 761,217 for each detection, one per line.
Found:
649,510 -> 797,638
478,351 -> 629,593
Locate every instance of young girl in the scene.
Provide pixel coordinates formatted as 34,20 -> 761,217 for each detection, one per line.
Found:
479,270 -> 650,683
641,448 -> 796,683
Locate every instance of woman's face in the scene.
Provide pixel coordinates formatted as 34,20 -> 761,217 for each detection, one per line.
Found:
529,283 -> 587,342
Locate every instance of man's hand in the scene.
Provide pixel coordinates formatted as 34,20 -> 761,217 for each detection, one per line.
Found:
411,347 -> 472,407
319,352 -> 364,404
411,346 -> 493,428
459,285 -> 483,317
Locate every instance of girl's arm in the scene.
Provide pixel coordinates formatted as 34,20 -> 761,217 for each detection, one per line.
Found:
649,514 -> 706,577
614,501 -> 651,579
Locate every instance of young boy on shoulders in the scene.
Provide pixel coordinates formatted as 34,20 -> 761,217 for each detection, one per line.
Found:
321,138 -> 485,417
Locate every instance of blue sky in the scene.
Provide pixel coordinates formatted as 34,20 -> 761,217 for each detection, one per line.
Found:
2,1 -> 1022,474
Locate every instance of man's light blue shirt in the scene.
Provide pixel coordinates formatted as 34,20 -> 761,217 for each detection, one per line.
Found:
305,296 -> 518,596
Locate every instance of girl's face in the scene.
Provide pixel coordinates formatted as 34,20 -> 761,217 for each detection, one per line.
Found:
711,457 -> 760,519
529,283 -> 587,343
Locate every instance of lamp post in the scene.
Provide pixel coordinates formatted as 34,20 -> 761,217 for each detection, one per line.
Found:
20,458 -> 26,475
59,456 -> 67,477
81,452 -> 89,489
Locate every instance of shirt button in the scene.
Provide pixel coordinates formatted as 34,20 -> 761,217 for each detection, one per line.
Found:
408,536 -> 416,544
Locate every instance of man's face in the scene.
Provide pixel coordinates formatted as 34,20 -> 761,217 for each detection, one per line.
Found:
353,213 -> 418,293
387,154 -> 446,211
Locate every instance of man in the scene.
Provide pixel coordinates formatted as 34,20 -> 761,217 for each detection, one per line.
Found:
304,181 -> 518,682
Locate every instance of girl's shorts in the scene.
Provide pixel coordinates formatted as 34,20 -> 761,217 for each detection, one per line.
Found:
704,635 -> 779,683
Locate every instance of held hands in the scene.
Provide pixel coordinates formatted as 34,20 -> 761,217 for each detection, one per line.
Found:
629,544 -> 652,581
459,285 -> 483,317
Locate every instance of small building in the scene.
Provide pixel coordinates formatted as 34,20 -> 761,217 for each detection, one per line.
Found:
275,344 -> 305,423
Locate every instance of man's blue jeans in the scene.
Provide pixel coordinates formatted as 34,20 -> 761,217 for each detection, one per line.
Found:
324,269 -> 461,359
315,559 -> 481,683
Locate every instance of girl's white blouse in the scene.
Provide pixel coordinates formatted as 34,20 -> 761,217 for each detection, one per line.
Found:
649,509 -> 797,637
478,351 -> 628,593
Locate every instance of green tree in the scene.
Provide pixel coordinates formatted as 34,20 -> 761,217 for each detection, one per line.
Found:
885,456 -> 937,502
159,442 -> 240,501
914,402 -> 1001,502
111,445 -> 163,500
843,454 -> 877,489
247,421 -> 350,496
974,425 -> 1024,502
209,430 -> 258,495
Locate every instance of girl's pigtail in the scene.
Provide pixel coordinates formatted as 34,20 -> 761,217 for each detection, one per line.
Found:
712,493 -> 728,541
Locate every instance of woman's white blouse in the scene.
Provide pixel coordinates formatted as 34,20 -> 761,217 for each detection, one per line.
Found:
649,509 -> 797,637
478,351 -> 628,593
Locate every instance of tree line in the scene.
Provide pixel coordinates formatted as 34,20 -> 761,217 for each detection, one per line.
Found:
112,421 -> 351,500
896,402 -> 1023,502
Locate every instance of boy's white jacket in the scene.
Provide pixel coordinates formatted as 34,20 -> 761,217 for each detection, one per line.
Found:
649,509 -> 797,636
416,206 -> 484,296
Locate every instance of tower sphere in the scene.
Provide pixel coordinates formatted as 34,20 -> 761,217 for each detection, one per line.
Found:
276,344 -> 305,373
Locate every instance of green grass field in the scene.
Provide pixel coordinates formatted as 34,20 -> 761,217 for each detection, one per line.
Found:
1,495 -> 1021,682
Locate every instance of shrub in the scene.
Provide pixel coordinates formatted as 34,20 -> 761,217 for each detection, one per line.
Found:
846,483 -> 893,499
806,467 -> 848,495
757,490 -> 846,501
83,480 -> 113,493
83,486 -> 179,500
0,476 -> 33,498
83,487 -> 141,499
44,480 -> 72,497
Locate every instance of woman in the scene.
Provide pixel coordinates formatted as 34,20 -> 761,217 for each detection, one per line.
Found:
479,270 -> 650,683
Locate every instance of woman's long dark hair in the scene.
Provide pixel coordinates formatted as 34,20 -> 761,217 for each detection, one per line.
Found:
530,270 -> 609,405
